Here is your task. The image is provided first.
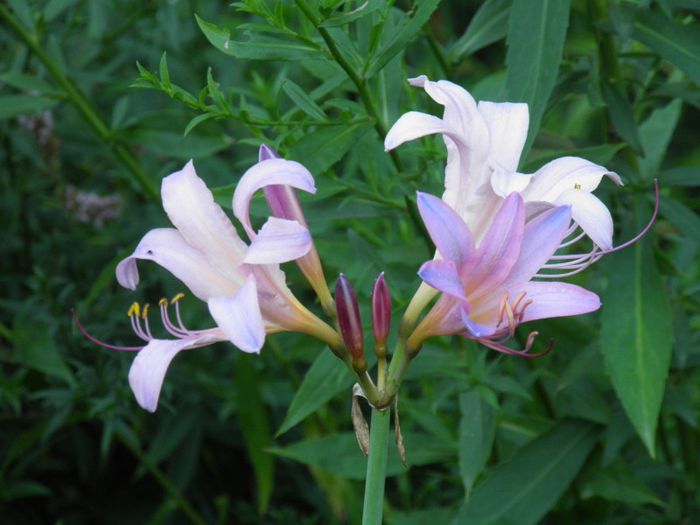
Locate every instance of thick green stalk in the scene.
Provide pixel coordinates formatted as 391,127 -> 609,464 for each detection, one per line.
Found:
362,407 -> 391,525
0,5 -> 159,201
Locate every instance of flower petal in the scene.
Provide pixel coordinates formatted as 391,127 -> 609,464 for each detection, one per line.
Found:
384,111 -> 453,151
522,157 -> 621,203
161,161 -> 248,285
461,307 -> 498,339
259,144 -> 279,161
115,228 -> 238,300
233,158 -> 316,240
490,167 -> 532,198
243,217 -> 312,264
478,101 -> 529,172
468,193 -> 525,297
555,190 -> 614,250
510,281 -> 601,322
208,276 -> 265,353
504,205 -> 572,286
418,260 -> 467,301
128,338 -> 191,412
416,192 -> 475,266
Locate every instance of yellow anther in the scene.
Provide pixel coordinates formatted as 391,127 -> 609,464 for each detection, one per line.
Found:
574,183 -> 582,190
158,297 -> 168,307
127,302 -> 140,318
141,303 -> 150,320
171,292 -> 185,304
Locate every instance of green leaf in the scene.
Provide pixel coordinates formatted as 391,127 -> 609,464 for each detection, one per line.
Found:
452,420 -> 598,525
183,113 -> 217,137
269,431 -> 455,479
276,350 -> 353,436
601,198 -> 673,456
0,95 -> 58,120
662,167 -> 700,187
601,81 -> 644,154
364,0 -> 441,78
449,0 -> 511,60
288,122 -> 371,174
158,52 -> 170,87
126,129 -> 232,159
638,100 -> 682,180
633,9 -> 700,85
0,72 -> 56,94
282,80 -> 328,121
581,459 -> 662,506
195,14 -> 321,60
506,0 -> 571,157
660,196 -> 700,244
234,354 -> 274,513
320,0 -> 383,27
458,391 -> 496,498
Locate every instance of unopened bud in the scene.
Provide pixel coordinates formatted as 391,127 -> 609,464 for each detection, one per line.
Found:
335,274 -> 365,370
372,272 -> 391,352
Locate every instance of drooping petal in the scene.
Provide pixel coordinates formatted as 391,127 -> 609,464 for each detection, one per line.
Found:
161,161 -> 248,285
418,260 -> 467,301
522,157 -> 622,203
384,111 -> 453,151
491,167 -> 532,197
115,228 -> 238,300
233,158 -> 316,240
555,190 -> 614,250
503,205 -> 572,286
467,193 -> 525,297
208,276 -> 265,353
416,191 -> 474,266
509,281 -> 601,322
477,100 -> 529,172
127,338 -> 191,412
243,217 -> 312,264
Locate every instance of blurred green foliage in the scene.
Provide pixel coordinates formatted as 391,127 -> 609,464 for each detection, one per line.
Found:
1,0 -> 699,523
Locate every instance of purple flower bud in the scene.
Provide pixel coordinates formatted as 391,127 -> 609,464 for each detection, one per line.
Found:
335,274 -> 365,362
372,272 -> 391,346
258,144 -> 279,161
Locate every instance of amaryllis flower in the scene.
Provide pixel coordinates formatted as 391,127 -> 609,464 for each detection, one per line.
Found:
384,75 -> 622,255
76,153 -> 339,411
406,191 -> 601,355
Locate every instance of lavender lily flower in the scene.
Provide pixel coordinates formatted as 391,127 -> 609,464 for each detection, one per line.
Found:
76,156 -> 339,412
407,191 -> 601,354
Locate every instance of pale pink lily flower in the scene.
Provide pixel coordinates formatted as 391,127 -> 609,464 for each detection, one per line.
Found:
78,155 -> 338,412
407,191 -> 601,355
384,75 -> 623,260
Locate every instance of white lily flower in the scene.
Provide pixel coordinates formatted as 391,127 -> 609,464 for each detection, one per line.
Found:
385,75 -> 623,251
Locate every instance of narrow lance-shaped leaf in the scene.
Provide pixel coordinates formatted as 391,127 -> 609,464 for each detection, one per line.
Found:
505,0 -> 571,157
452,419 -> 598,525
638,99 -> 682,181
449,0 -> 512,60
601,197 -> 673,457
458,391 -> 495,499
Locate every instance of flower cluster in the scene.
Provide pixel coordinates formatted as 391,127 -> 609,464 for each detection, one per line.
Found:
76,76 -> 656,412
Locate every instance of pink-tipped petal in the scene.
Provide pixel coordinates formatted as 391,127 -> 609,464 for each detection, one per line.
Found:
555,190 -> 614,250
511,281 -> 601,322
208,277 -> 265,354
522,157 -> 620,203
243,217 -> 312,264
263,184 -> 308,226
416,192 -> 474,266
233,158 -> 316,240
128,338 -> 192,412
161,161 -> 248,284
418,260 -> 467,301
478,101 -> 529,172
384,111 -> 453,151
504,205 -> 573,286
468,193 -> 525,296
115,228 -> 238,300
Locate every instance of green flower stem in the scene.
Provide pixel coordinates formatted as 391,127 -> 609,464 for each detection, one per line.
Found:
0,5 -> 159,201
362,406 -> 391,525
293,0 -> 404,174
